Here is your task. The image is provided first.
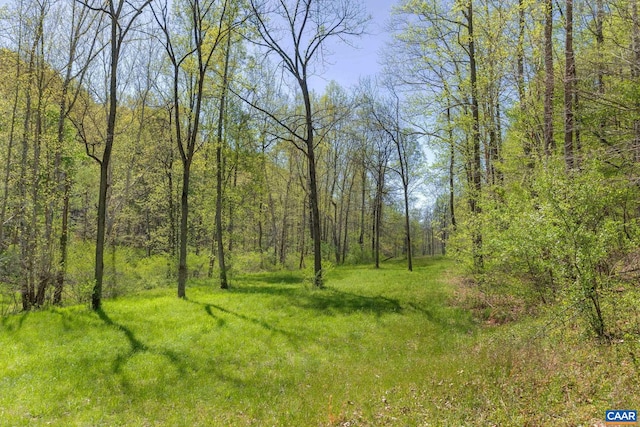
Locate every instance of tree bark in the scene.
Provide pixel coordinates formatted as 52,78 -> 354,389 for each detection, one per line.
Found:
633,0 -> 640,161
215,30 -> 232,290
299,78 -> 323,287
447,107 -> 456,232
465,0 -> 483,271
177,160 -> 190,298
564,0 -> 575,170
92,4 -> 121,311
543,0 -> 555,157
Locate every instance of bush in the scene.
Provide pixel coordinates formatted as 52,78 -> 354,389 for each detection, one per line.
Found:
452,156 -> 640,338
0,246 -> 21,315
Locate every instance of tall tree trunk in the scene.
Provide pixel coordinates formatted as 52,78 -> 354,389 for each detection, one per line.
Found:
446,107 -> 456,232
595,0 -> 605,93
341,174 -> 354,264
92,10 -> 120,311
32,44 -> 46,307
373,165 -> 384,269
403,184 -> 412,271
633,0 -> 640,161
358,158 -> 366,250
0,52 -> 21,251
177,157 -> 190,298
517,0 -> 532,160
543,0 -> 555,157
564,0 -> 575,170
466,0 -> 483,270
299,195 -> 306,269
53,184 -> 69,305
215,31 -> 231,290
53,49 -> 72,306
300,78 -> 323,287
516,0 -> 526,107
19,28 -> 39,311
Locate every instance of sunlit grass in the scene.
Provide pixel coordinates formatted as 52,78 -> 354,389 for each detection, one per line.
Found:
0,257 -> 636,426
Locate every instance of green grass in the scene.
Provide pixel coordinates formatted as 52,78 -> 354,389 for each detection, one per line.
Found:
0,257 -> 638,426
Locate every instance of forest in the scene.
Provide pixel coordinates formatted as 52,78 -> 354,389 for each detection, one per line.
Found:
0,0 -> 639,325
2,0 -> 638,337
1,0 -> 640,424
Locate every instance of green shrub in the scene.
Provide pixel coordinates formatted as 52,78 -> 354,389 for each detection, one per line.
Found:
452,156 -> 640,338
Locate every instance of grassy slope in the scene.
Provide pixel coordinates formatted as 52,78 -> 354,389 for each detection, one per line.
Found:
0,257 -> 638,426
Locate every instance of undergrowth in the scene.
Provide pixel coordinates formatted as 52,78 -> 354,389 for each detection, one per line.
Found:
0,257 -> 637,426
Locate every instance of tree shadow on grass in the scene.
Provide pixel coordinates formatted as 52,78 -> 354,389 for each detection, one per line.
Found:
1,311 -> 29,332
233,272 -> 304,285
407,302 -> 475,334
96,309 -> 186,378
225,281 -> 403,318
97,308 -> 253,394
185,298 -> 301,345
297,288 -> 403,317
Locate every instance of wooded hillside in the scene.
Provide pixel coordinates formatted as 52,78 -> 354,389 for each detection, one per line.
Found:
1,0 -> 639,339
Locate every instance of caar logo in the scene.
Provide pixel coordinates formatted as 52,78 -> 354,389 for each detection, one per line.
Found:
606,410 -> 637,426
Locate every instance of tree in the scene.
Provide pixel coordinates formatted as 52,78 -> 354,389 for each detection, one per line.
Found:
366,81 -> 418,271
247,0 -> 367,287
77,0 -> 152,310
543,0 -> 554,157
52,0 -> 104,305
153,0 -> 234,297
564,0 -> 576,170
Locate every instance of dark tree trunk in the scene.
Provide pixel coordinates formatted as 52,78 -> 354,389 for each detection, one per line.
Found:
177,161 -> 190,298
564,0 -> 575,170
92,10 -> 120,311
215,31 -> 232,290
299,78 -> 323,287
465,0 -> 483,271
544,0 -> 555,157
447,108 -> 456,231
633,0 -> 640,161
359,160 -> 366,250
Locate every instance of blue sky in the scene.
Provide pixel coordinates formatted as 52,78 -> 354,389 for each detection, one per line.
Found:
0,0 -> 397,92
308,0 -> 397,92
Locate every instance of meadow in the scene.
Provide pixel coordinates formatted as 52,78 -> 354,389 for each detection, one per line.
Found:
1,257 -> 637,426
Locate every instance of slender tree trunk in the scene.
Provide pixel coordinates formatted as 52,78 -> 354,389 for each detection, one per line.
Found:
166,148 -> 175,256
215,31 -> 232,290
300,79 -> 323,287
466,0 -> 483,270
53,183 -> 69,305
543,0 -> 555,157
403,185 -> 412,271
373,165 -> 384,269
53,58 -> 72,306
564,0 -> 575,170
340,171 -> 355,264
19,33 -> 38,311
633,0 -> 640,161
32,48 -> 45,307
517,0 -> 533,160
92,11 -> 120,311
0,53 -> 21,251
178,161 -> 190,298
517,0 -> 526,107
447,108 -> 456,231
359,159 -> 366,250
299,195 -> 306,269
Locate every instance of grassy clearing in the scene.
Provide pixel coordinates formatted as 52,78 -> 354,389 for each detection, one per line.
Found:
0,257 -> 638,426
